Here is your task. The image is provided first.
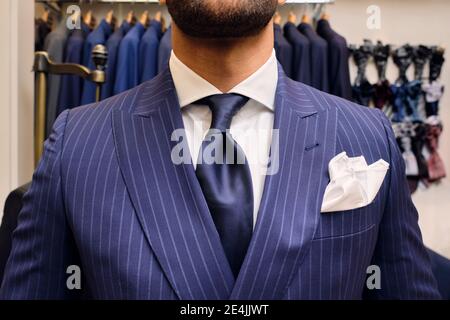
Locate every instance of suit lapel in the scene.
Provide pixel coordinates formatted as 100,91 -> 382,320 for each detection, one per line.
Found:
231,67 -> 338,299
112,70 -> 235,300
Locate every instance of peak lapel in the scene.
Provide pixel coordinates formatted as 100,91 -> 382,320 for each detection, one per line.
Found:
231,68 -> 338,299
112,70 -> 235,300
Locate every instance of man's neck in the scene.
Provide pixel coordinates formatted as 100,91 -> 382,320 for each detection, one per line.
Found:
172,23 -> 275,93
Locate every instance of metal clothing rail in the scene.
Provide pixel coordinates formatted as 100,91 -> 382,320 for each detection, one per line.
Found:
35,0 -> 335,5
33,44 -> 108,166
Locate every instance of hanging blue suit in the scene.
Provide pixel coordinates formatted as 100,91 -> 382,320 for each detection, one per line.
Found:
283,22 -> 311,85
158,26 -> 172,74
113,22 -> 145,95
139,20 -> 163,83
298,22 -> 329,92
316,19 -> 352,100
58,23 -> 91,115
273,24 -> 293,79
81,19 -> 113,105
101,21 -> 132,100
43,21 -> 69,137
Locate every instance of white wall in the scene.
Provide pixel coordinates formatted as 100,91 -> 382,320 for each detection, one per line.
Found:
0,0 -> 35,220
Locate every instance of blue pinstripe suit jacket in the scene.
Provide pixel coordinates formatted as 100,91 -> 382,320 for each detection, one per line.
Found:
0,66 -> 440,300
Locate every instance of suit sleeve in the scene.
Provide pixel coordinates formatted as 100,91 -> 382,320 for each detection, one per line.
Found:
364,110 -> 441,299
0,111 -> 82,300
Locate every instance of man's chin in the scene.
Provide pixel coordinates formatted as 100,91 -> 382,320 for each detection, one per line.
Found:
167,0 -> 278,39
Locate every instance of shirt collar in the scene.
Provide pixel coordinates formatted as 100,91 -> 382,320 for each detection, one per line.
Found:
169,50 -> 278,111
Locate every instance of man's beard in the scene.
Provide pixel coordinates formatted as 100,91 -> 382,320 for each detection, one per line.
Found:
166,0 -> 278,38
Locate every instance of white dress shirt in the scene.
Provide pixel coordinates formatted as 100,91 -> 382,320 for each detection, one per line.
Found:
169,50 -> 278,225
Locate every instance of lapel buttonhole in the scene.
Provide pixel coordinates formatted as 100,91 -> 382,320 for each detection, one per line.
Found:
297,111 -> 318,119
305,142 -> 320,151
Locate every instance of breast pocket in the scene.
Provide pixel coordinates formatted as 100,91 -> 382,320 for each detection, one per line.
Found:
313,201 -> 381,240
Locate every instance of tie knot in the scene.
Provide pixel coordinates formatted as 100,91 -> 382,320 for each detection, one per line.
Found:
197,94 -> 249,131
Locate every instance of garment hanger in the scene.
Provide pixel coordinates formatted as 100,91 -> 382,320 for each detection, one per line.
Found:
40,8 -> 54,28
87,0 -> 97,29
154,11 -> 162,23
105,9 -> 117,30
41,8 -> 50,23
320,12 -> 330,21
151,11 -> 165,31
288,11 -> 297,24
313,4 -> 325,20
126,10 -> 136,25
299,4 -> 310,24
106,1 -> 117,29
140,10 -> 150,27
273,12 -> 282,26
105,9 -> 114,25
40,0 -> 61,22
301,14 -> 311,24
83,9 -> 97,30
83,10 -> 92,27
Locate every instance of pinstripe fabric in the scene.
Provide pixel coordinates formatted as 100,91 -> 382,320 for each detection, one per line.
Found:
0,65 -> 440,300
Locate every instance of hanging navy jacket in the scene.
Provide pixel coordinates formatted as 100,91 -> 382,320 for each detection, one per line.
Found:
43,21 -> 69,137
113,22 -> 146,95
273,24 -> 293,78
316,19 -> 352,100
35,18 -> 51,52
102,20 -> 132,100
139,20 -> 163,83
57,23 -> 91,115
81,19 -> 113,105
283,22 -> 311,85
298,22 -> 329,92
158,26 -> 172,74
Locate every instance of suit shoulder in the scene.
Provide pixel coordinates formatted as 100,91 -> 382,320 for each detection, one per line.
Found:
62,83 -> 146,141
293,81 -> 389,149
63,67 -> 172,133
295,81 -> 384,127
69,83 -> 145,116
66,69 -> 171,125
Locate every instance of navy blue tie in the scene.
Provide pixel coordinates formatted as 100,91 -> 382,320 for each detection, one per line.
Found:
195,94 -> 254,278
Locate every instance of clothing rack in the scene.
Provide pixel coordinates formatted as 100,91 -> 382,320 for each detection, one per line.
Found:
35,0 -> 335,24
33,45 -> 107,164
36,0 -> 334,3
37,1 -> 62,18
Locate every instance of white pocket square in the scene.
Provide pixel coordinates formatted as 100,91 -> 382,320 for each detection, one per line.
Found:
321,152 -> 389,213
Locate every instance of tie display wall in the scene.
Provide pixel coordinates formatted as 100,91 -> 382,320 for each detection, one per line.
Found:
348,41 -> 446,193
266,12 -> 447,193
